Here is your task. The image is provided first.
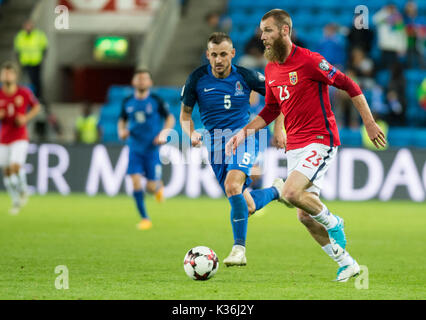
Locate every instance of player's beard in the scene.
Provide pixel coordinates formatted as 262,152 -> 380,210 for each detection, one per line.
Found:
264,34 -> 288,63
213,63 -> 229,78
2,80 -> 12,87
136,88 -> 148,95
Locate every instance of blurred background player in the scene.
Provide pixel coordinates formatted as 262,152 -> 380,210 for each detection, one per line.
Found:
118,69 -> 175,230
180,32 -> 283,266
227,9 -> 387,282
0,61 -> 40,214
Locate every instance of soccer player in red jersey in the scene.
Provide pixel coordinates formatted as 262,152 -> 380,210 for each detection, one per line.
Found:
0,62 -> 41,214
226,9 -> 387,282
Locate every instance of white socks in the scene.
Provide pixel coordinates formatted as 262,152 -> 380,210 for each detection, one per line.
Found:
322,244 -> 354,267
3,175 -> 20,205
3,170 -> 28,206
17,168 -> 28,195
310,204 -> 338,230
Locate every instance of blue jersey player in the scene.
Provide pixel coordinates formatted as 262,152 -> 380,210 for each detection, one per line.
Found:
118,69 -> 175,230
180,33 -> 284,266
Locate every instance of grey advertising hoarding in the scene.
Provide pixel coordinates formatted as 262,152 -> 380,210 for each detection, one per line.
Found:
1,144 -> 425,201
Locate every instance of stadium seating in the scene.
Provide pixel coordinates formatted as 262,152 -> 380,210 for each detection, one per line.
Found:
97,0 -> 426,147
227,0 -> 426,130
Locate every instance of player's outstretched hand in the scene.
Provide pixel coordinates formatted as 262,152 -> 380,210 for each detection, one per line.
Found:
225,130 -> 245,156
366,121 -> 387,149
118,128 -> 130,140
15,114 -> 27,127
153,130 -> 169,145
191,131 -> 202,147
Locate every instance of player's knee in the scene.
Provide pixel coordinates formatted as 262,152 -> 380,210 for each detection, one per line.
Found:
146,182 -> 156,194
10,163 -> 20,175
224,181 -> 243,197
131,175 -> 142,191
282,187 -> 301,206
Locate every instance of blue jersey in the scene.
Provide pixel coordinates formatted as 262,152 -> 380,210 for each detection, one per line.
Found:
181,64 -> 266,192
119,92 -> 169,152
181,64 -> 265,133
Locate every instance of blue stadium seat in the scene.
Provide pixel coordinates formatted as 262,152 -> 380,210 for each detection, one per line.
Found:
405,69 -> 426,83
387,128 -> 414,147
315,13 -> 335,28
376,70 -> 390,88
152,87 -> 181,106
333,13 -> 353,27
230,11 -> 248,27
107,85 -> 133,102
418,1 -> 426,10
339,128 -> 362,147
412,129 -> 426,147
404,69 -> 426,126
293,11 -> 314,27
229,0 -> 257,14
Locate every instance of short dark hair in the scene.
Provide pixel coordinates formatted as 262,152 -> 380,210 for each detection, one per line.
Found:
207,32 -> 233,48
1,61 -> 19,74
133,68 -> 152,78
262,9 -> 293,35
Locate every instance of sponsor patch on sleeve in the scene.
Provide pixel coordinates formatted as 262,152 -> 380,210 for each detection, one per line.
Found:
327,67 -> 337,79
319,59 -> 330,71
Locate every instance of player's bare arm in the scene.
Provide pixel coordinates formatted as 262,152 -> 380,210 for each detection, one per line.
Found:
0,108 -> 5,120
272,113 -> 286,149
351,94 -> 387,149
225,115 -> 267,156
117,118 -> 129,140
154,114 -> 175,145
16,103 -> 41,127
326,61 -> 387,149
179,103 -> 202,147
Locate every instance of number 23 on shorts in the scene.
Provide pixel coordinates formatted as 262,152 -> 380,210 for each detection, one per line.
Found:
305,150 -> 322,167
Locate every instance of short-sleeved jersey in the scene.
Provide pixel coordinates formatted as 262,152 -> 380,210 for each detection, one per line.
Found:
0,86 -> 39,144
181,64 -> 266,133
260,44 -> 341,151
119,92 -> 169,152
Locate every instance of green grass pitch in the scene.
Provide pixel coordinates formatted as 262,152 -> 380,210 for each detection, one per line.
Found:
0,193 -> 425,300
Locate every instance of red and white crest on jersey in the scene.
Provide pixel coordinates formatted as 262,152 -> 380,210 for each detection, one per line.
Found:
289,72 -> 298,85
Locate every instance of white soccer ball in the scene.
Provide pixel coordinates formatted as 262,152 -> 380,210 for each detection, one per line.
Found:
183,246 -> 219,280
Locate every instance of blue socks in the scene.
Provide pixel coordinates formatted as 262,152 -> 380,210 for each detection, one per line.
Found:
249,187 -> 279,212
133,190 -> 149,219
228,187 -> 279,246
228,194 -> 249,247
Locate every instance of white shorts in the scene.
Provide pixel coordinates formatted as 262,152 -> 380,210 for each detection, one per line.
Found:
286,143 -> 338,195
0,140 -> 29,168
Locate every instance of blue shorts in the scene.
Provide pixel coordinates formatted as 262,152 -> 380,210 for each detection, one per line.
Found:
127,148 -> 162,181
209,134 -> 259,193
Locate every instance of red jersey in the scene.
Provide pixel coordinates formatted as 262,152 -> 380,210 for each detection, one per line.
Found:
259,44 -> 362,151
0,86 -> 39,144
